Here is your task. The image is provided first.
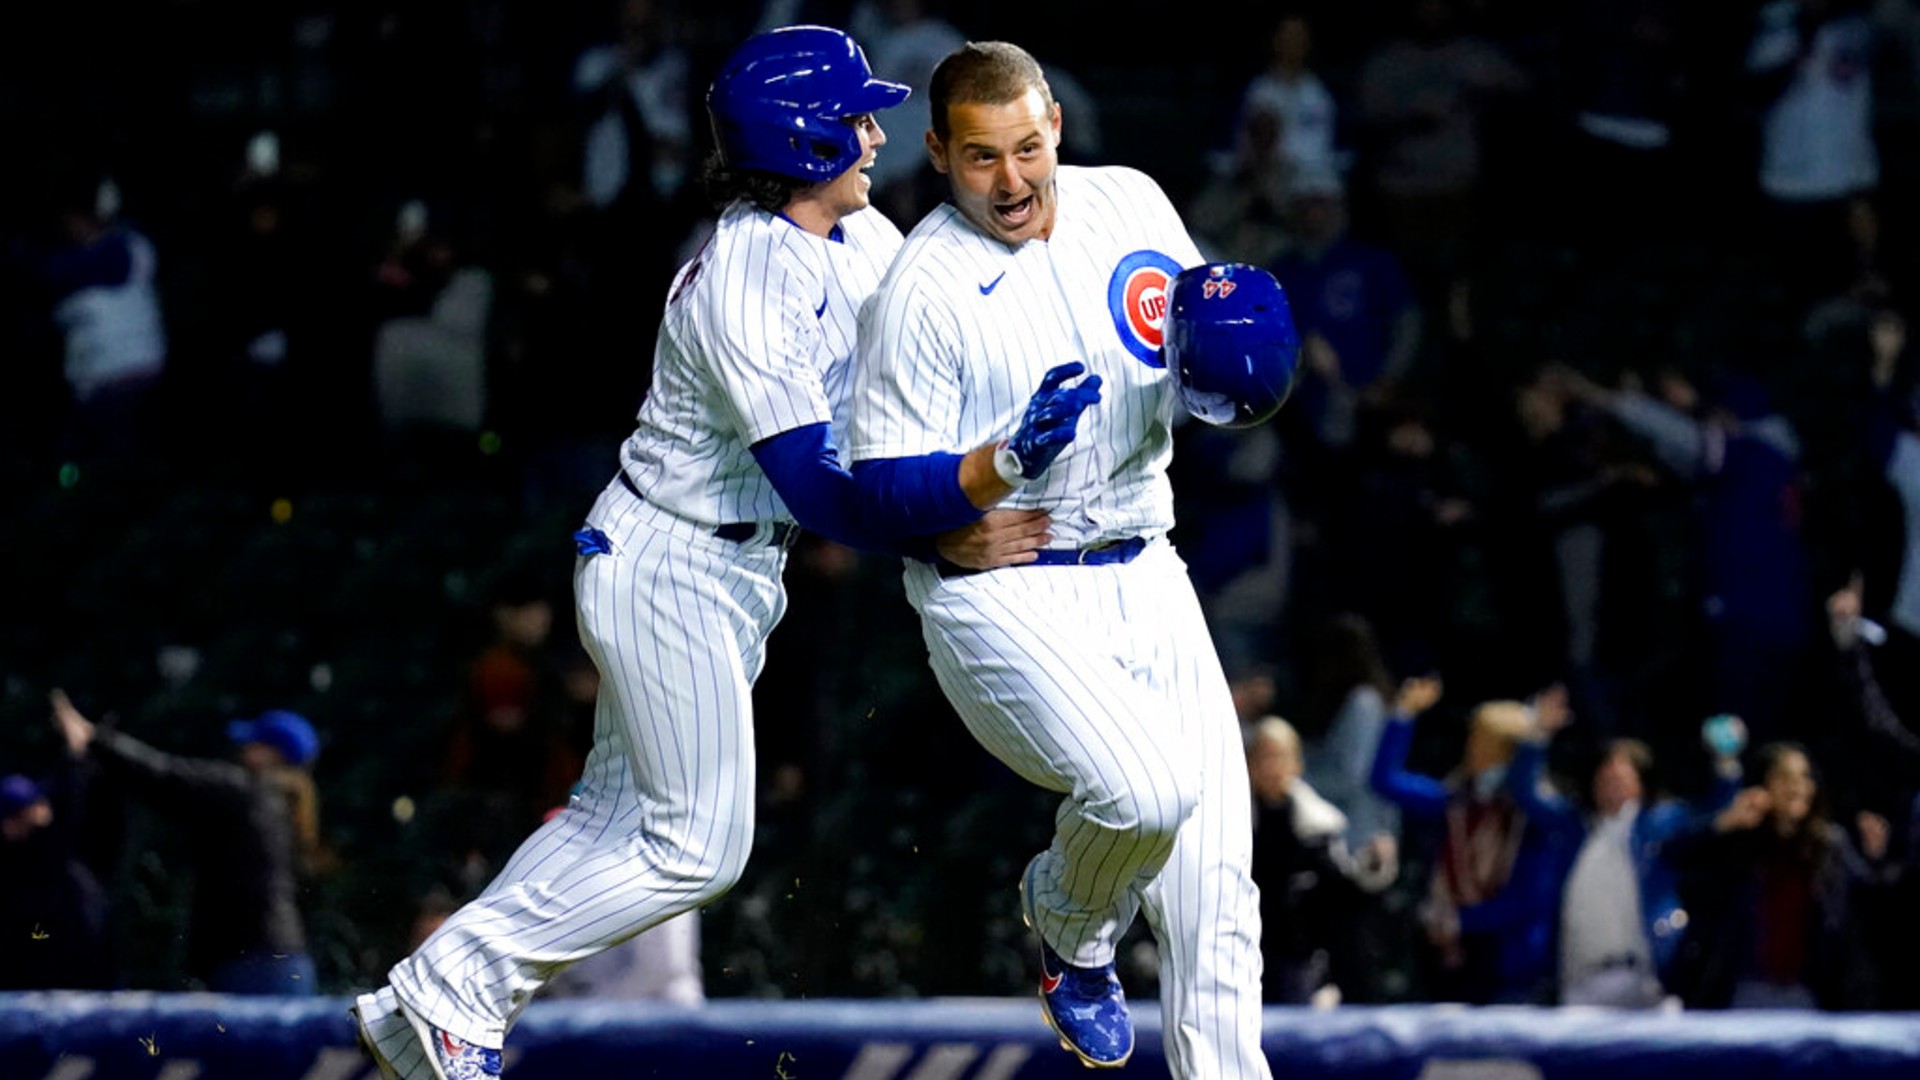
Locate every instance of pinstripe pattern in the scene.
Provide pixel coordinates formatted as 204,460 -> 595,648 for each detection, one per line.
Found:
848,167 -> 1195,549
849,164 -> 1270,1079
380,482 -> 784,1047
354,197 -> 897,1063
627,200 -> 900,527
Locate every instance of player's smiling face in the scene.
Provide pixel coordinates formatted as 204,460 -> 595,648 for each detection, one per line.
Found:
790,112 -> 890,236
929,87 -> 1061,246
826,112 -> 887,216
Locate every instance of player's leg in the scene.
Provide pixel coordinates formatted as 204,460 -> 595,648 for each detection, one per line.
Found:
382,516 -> 782,1049
909,563 -> 1204,967
1131,547 -> 1271,1080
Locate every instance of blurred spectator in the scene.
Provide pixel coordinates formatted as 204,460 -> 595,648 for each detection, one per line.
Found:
567,0 -> 702,402
50,690 -> 325,995
443,569 -> 588,860
1508,698 -> 1745,1007
572,0 -> 695,220
1328,396 -> 1483,678
0,769 -> 115,990
369,201 -> 493,450
1488,366 -> 1670,739
1247,715 -> 1396,1005
1233,11 -> 1346,182
198,136 -> 325,480
1187,107 -> 1298,270
1869,322 -> 1920,711
1353,0 -> 1529,314
1270,166 -> 1424,451
1827,575 -> 1920,1008
1371,676 -> 1580,1004
853,0 -> 968,225
1558,0 -> 1689,267
28,174 -> 169,467
1828,575 -> 1912,773
1299,612 -> 1403,855
1745,0 -> 1888,309
1663,741 -> 1891,1010
1169,416 -> 1291,677
1556,365 -> 1813,743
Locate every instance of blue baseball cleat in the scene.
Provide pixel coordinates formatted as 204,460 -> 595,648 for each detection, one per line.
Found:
1021,868 -> 1134,1068
398,1000 -> 504,1080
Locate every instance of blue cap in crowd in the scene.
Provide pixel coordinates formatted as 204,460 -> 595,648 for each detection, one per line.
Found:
1,774 -> 46,818
226,710 -> 319,767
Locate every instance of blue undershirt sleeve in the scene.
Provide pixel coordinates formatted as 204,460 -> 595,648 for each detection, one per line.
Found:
850,454 -> 983,539
751,423 -> 982,559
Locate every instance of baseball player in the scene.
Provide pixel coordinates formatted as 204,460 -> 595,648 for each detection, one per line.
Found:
846,42 -> 1272,1077
350,26 -> 1096,1080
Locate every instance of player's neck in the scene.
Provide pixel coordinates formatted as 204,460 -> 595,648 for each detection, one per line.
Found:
781,198 -> 845,240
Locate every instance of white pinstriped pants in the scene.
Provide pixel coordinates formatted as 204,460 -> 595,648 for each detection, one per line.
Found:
904,540 -> 1271,1080
357,481 -> 785,1066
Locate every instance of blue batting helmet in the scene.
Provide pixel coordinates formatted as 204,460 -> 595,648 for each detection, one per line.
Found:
1163,262 -> 1301,429
707,25 -> 910,183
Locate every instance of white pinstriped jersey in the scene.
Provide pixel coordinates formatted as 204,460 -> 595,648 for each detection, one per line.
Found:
621,199 -> 903,527
846,165 -> 1271,1080
847,165 -> 1204,549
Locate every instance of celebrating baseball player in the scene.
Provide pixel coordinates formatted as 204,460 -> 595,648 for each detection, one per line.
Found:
846,41 -> 1280,1076
349,26 -> 1098,1080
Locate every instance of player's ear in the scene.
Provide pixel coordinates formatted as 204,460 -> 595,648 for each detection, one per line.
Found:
925,129 -> 949,175
1049,101 -> 1063,147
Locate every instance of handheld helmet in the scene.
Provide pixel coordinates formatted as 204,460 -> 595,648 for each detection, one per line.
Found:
706,25 -> 910,182
1163,262 -> 1301,429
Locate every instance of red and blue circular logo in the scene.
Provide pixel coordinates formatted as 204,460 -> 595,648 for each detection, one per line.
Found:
1107,250 -> 1182,368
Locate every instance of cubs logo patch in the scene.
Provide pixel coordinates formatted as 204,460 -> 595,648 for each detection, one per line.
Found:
1106,250 -> 1182,367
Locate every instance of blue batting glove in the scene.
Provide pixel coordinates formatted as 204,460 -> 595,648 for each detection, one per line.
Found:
1003,362 -> 1103,481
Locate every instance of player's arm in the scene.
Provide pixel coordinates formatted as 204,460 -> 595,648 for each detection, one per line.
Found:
853,360 -> 1104,531
752,425 -> 1053,566
752,422 -> 979,558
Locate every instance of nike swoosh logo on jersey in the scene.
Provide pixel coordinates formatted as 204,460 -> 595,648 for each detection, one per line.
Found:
1042,969 -> 1064,994
814,296 -> 829,318
979,272 -> 1006,295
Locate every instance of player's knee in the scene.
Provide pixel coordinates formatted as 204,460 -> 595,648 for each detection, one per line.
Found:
642,813 -> 754,905
1087,771 -> 1201,846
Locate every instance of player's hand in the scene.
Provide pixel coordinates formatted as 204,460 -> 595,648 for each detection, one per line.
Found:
49,689 -> 96,757
1004,362 -> 1102,481
935,509 -> 1053,571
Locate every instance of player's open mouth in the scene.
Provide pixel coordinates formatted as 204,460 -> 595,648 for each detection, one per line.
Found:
995,194 -> 1035,226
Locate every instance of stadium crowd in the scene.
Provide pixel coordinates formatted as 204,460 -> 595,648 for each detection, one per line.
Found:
4,0 -> 1920,1015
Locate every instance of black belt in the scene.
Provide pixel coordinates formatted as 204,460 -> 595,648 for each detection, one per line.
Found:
937,536 -> 1146,578
618,471 -> 799,547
